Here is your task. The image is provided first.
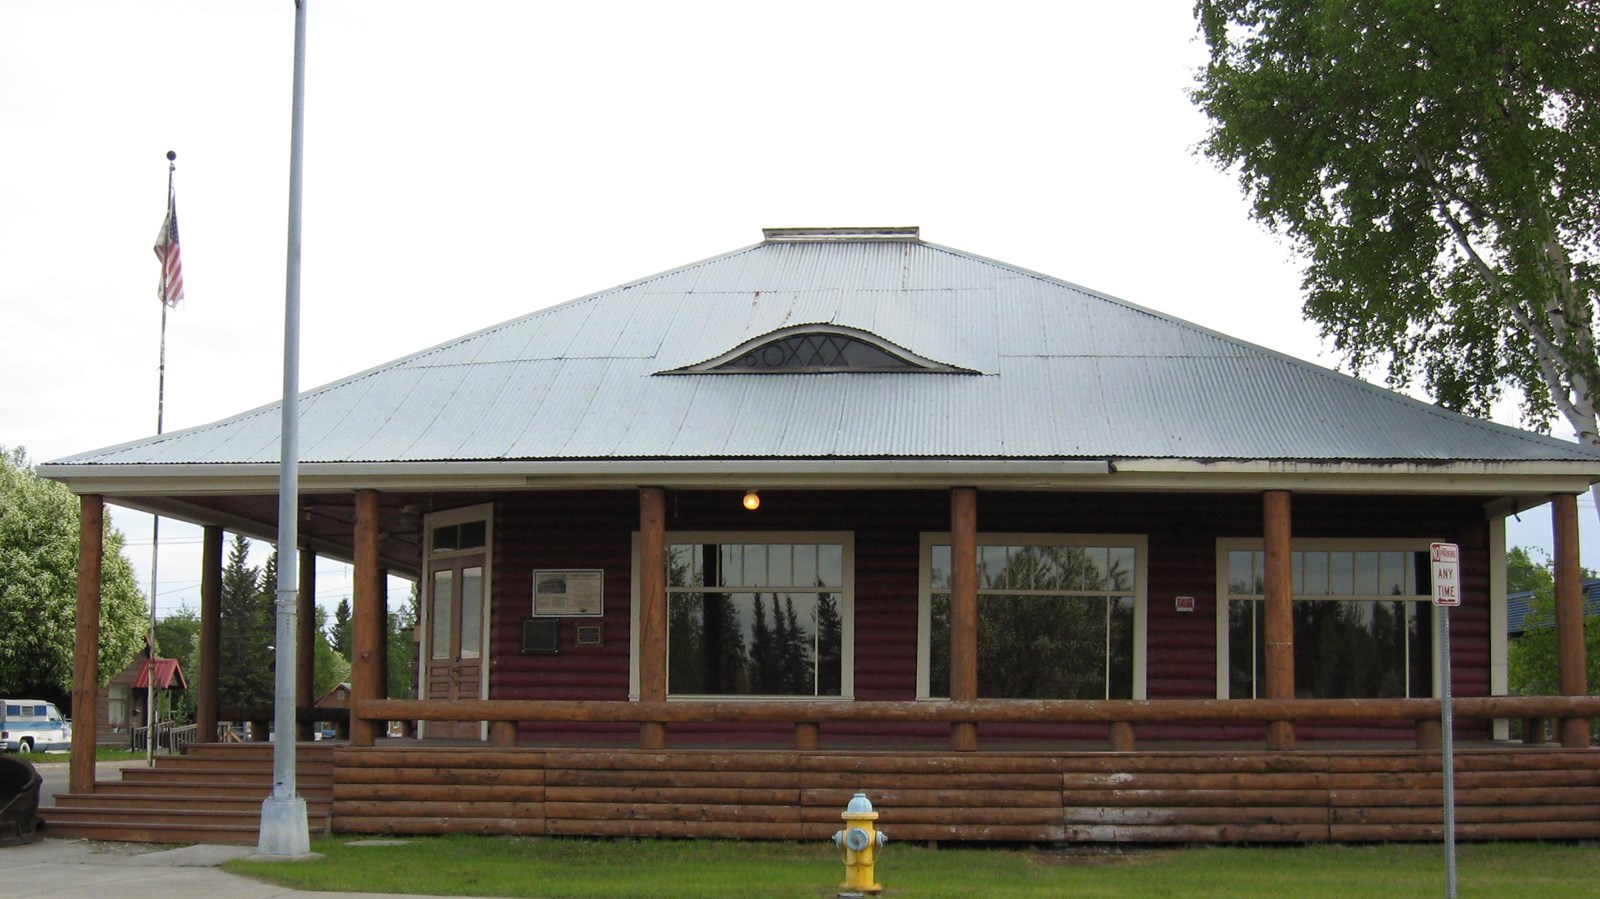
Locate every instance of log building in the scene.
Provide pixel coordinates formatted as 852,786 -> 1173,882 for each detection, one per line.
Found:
40,227 -> 1600,843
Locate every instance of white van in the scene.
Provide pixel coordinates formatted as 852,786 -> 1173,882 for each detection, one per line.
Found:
1,700 -> 71,753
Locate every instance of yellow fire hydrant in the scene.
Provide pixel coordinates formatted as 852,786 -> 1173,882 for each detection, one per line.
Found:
831,791 -> 887,895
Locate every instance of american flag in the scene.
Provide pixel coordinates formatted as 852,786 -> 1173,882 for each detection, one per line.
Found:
153,190 -> 184,305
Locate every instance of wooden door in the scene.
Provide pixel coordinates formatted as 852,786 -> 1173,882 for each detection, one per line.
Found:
424,554 -> 485,739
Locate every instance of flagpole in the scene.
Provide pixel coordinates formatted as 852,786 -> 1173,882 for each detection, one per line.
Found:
260,0 -> 310,858
146,151 -> 176,767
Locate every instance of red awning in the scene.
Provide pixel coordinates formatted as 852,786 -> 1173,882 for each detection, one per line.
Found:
133,657 -> 188,690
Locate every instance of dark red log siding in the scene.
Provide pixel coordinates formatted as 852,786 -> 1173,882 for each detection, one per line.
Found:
483,489 -> 1496,743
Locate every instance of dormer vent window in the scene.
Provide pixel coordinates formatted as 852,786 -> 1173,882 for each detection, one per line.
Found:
663,324 -> 974,375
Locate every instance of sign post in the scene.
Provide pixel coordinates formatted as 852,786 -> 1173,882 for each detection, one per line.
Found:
1431,542 -> 1459,899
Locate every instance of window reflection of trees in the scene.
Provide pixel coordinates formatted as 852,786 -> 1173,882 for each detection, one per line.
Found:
1225,549 -> 1432,699
929,543 -> 1137,700
665,542 -> 843,697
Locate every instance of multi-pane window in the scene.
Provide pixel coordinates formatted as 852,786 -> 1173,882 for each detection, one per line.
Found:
922,537 -> 1142,700
665,538 -> 849,697
1220,544 -> 1433,699
711,333 -> 921,372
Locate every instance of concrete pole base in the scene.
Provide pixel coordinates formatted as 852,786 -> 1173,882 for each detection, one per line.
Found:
258,796 -> 311,858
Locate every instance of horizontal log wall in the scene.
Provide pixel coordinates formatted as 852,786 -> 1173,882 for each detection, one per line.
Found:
487,490 -> 1497,743
331,745 -> 1600,843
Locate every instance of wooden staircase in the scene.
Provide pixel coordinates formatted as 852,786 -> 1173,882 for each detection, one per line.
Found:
41,743 -> 335,845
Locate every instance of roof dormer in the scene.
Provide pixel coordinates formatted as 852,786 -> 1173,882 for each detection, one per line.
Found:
661,323 -> 975,374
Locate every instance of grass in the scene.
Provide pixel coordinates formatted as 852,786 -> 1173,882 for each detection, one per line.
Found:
17,748 -> 156,763
226,835 -> 1600,898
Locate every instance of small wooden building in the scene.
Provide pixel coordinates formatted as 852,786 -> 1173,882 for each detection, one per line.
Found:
100,656 -> 186,744
43,227 -> 1600,842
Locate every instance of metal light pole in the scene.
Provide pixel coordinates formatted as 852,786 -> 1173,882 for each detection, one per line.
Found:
259,0 -> 310,857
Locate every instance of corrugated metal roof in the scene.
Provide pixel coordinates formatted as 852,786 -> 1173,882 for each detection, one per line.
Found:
47,233 -> 1600,467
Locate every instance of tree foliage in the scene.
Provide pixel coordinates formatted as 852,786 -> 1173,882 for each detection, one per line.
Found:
154,603 -> 201,723
312,604 -> 351,699
330,596 -> 352,660
1193,1 -> 1600,447
386,583 -> 418,699
217,534 -> 275,709
1507,545 -> 1599,696
0,446 -> 146,703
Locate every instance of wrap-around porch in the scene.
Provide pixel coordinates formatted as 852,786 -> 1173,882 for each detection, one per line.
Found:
55,484 -> 1599,843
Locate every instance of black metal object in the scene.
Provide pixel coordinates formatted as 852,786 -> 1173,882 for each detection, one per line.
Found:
522,618 -> 560,655
0,754 -> 42,846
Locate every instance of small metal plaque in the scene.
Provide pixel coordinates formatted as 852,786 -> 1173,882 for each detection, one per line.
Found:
521,618 -> 559,655
575,625 -> 603,646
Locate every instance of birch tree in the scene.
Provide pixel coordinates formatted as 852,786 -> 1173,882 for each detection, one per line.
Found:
1193,1 -> 1600,481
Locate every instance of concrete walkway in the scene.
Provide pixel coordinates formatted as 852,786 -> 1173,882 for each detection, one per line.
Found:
0,838 -> 507,899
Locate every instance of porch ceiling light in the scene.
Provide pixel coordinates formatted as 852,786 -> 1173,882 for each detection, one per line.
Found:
742,490 -> 760,511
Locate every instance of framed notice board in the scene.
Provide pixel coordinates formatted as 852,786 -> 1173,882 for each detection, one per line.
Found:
533,569 -> 604,617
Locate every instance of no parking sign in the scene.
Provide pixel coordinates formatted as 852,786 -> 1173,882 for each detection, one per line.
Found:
1431,542 -> 1460,606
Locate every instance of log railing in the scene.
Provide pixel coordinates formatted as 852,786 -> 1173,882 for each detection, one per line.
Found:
353,695 -> 1600,752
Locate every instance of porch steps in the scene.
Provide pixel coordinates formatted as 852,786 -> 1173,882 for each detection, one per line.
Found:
330,744 -> 1600,843
41,743 -> 336,845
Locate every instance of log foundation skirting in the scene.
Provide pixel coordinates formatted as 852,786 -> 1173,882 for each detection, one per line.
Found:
330,746 -> 1600,843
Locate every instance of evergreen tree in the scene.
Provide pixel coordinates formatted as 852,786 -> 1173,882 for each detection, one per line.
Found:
386,583 -> 420,699
778,596 -> 812,694
330,596 -> 353,660
217,535 -> 273,709
749,596 -> 777,693
312,604 -> 351,699
816,592 -> 843,696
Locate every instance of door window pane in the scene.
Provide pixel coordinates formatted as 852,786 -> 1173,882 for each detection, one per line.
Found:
430,570 -> 453,660
459,566 -> 482,659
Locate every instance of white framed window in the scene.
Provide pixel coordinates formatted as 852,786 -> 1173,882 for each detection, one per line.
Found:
1215,538 -> 1437,700
631,531 -> 854,700
917,533 -> 1148,701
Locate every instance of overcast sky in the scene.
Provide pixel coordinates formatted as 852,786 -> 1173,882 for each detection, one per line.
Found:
1,1 -> 1589,619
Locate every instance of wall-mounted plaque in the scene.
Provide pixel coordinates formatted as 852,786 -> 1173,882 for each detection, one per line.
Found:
533,569 -> 604,617
575,625 -> 603,646
521,618 -> 559,655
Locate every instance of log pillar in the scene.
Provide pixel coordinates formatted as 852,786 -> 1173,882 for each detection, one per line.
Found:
1263,490 -> 1296,750
295,547 -> 316,741
1553,493 -> 1591,748
196,526 -> 223,744
489,720 -> 518,747
794,722 -> 820,751
1414,718 -> 1442,751
950,487 -> 979,751
350,489 -> 382,747
70,494 -> 104,794
1108,721 -> 1136,752
638,487 -> 668,749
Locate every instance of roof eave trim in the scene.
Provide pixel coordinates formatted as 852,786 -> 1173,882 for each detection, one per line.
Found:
38,457 -> 1600,497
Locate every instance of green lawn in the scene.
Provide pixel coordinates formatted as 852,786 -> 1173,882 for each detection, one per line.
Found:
226,836 -> 1600,898
8,747 -> 150,763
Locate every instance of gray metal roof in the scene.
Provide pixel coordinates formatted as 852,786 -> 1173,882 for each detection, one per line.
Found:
47,229 -> 1600,468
